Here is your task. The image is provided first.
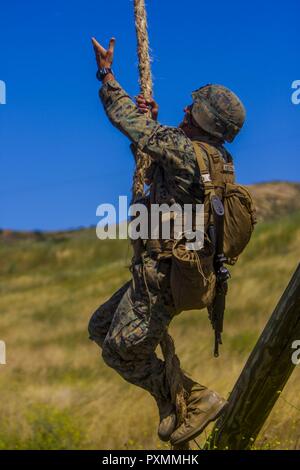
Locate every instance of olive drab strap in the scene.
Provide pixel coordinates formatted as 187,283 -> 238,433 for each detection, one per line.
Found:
191,141 -> 217,229
192,140 -> 236,206
192,143 -> 214,190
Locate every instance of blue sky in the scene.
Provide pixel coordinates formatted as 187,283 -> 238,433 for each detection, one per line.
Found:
0,0 -> 299,230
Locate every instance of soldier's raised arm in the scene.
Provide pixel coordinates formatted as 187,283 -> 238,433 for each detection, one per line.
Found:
92,37 -> 197,178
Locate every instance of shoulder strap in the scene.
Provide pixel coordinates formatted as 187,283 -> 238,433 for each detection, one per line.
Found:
192,141 -> 218,230
191,141 -> 216,198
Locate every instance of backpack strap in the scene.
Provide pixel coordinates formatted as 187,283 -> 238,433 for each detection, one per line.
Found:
192,141 -> 217,228
192,141 -> 216,198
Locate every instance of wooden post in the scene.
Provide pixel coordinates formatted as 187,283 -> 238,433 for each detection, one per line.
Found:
206,263 -> 300,450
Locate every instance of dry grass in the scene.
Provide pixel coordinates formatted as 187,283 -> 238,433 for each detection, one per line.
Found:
0,212 -> 300,450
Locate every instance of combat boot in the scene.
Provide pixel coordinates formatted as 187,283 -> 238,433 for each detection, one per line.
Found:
170,382 -> 227,446
156,398 -> 177,442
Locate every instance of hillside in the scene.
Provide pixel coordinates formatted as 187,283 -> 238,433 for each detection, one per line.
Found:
0,183 -> 300,450
248,181 -> 300,221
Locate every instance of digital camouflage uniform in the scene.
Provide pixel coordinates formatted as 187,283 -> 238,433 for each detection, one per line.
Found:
88,79 -> 229,403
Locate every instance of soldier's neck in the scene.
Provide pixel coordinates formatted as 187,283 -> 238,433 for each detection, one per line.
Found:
180,124 -> 224,147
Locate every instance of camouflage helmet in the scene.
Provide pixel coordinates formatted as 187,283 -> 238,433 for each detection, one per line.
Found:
191,84 -> 246,142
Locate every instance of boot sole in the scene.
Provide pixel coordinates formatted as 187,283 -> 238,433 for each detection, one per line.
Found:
171,399 -> 228,446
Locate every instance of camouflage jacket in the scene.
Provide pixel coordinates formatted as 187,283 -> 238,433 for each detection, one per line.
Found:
100,79 -> 204,206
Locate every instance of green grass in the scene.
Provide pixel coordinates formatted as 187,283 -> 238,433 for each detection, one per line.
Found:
0,404 -> 85,450
0,213 -> 300,449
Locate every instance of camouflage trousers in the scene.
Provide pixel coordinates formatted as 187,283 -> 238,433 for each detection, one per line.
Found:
88,253 -> 176,402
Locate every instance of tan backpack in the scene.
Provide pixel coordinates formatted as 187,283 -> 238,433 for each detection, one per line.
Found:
193,141 -> 257,262
170,140 -> 256,313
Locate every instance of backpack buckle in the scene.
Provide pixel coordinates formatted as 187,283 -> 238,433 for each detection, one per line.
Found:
202,173 -> 212,183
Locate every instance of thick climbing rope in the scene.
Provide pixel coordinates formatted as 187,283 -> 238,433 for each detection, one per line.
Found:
133,0 -> 188,446
132,0 -> 152,199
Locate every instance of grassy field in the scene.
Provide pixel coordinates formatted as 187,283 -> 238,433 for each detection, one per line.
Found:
0,210 -> 300,450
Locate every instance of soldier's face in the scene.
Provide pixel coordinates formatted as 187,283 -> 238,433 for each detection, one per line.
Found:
178,104 -> 195,129
179,105 -> 192,129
